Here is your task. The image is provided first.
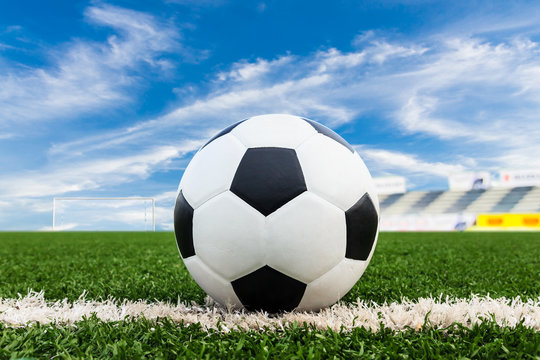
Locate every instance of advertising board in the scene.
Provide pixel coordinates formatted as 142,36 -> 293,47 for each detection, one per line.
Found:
498,169 -> 540,187
373,176 -> 406,195
448,172 -> 491,191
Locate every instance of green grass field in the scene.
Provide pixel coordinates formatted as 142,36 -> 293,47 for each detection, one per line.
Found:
1,231 -> 539,359
1,231 -> 538,303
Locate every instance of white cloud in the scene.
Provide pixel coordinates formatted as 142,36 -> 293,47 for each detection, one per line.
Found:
49,41 -> 424,159
51,196 -> 176,232
352,30 -> 376,46
357,147 -> 466,177
314,48 -> 366,73
154,205 -> 175,231
388,37 -> 540,153
217,56 -> 293,82
369,41 -> 427,64
45,31 -> 540,192
0,4 -> 181,127
0,141 -> 198,229
0,132 -> 14,139
396,95 -> 467,139
0,42 -> 16,50
6,8 -> 540,230
43,198 -> 159,231
41,223 -> 79,231
0,145 -> 192,199
153,190 -> 178,201
84,5 -> 181,69
438,3 -> 540,38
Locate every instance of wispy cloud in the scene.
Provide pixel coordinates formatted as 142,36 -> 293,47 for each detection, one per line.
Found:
0,4 -> 182,128
217,56 -> 294,82
0,141 -> 200,229
50,41 -> 424,159
396,95 -> 467,139
51,31 -> 540,169
41,223 -> 79,231
43,29 -> 540,199
37,191 -> 179,232
0,132 -> 15,139
357,146 -> 466,177
4,4 -> 540,230
0,145 -> 193,199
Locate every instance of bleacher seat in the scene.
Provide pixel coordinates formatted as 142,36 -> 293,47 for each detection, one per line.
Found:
379,193 -> 404,209
378,186 -> 539,215
490,187 -> 533,212
445,189 -> 485,213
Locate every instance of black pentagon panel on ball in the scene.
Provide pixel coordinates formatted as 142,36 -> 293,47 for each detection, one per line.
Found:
201,119 -> 247,149
230,147 -> 307,216
345,193 -> 378,261
232,266 -> 307,313
302,118 -> 355,153
174,190 -> 195,259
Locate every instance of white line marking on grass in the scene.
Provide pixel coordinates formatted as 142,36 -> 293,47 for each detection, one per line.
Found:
1,292 -> 538,331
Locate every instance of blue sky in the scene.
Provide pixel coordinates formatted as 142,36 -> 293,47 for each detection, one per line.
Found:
1,0 -> 540,230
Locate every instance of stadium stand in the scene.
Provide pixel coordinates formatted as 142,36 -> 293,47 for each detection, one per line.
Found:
490,186 -> 534,212
446,189 -> 485,213
422,190 -> 469,214
379,193 -> 404,208
512,187 -> 540,212
409,191 -> 444,213
463,188 -> 509,214
380,191 -> 426,215
378,186 -> 540,215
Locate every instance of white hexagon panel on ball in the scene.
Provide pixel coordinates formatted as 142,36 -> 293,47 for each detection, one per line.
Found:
265,192 -> 346,284
193,191 -> 266,281
231,114 -> 317,149
179,133 -> 246,209
173,114 -> 380,313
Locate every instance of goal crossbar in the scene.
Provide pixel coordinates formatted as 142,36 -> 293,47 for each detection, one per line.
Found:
52,197 -> 155,231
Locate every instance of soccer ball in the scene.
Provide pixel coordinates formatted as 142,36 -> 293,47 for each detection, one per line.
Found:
174,114 -> 379,312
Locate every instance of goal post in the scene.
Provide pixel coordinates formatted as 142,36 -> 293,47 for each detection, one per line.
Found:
52,197 -> 156,231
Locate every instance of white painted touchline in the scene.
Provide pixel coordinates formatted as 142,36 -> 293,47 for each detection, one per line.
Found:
0,292 -> 538,331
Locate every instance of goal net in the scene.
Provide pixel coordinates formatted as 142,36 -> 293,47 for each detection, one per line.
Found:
52,197 -> 155,231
